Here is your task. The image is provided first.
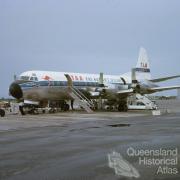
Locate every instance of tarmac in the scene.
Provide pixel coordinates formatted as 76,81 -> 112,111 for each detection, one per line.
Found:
0,100 -> 180,180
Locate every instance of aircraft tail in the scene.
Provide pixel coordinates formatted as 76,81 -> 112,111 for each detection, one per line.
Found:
135,47 -> 152,80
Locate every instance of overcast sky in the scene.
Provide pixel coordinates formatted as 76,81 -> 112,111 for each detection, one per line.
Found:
0,0 -> 180,98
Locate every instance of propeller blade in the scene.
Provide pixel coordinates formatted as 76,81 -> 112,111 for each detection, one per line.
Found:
99,72 -> 104,87
131,68 -> 138,84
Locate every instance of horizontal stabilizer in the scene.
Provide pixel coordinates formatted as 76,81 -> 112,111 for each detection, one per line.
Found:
150,75 -> 180,83
150,85 -> 180,92
117,89 -> 134,94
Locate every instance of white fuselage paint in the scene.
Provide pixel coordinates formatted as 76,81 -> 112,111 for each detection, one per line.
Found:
20,71 -> 124,84
19,70 -> 126,101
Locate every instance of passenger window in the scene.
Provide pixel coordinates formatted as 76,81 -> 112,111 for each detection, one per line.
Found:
30,77 -> 38,81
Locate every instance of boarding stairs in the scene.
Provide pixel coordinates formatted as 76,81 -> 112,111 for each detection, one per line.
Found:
64,74 -> 94,113
136,94 -> 158,110
68,87 -> 94,113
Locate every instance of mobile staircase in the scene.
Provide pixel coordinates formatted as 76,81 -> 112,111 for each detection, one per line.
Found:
135,94 -> 157,110
64,74 -> 94,113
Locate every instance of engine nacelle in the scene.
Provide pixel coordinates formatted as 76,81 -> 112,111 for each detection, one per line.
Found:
131,80 -> 154,94
101,84 -> 130,96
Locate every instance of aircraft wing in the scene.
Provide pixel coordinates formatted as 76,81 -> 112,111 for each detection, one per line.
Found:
149,85 -> 180,92
150,75 -> 180,83
117,89 -> 134,94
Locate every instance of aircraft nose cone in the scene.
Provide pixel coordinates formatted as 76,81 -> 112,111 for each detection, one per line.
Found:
9,82 -> 23,99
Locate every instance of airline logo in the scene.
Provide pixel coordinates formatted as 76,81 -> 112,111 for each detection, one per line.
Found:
42,75 -> 53,81
42,75 -> 54,86
141,62 -> 148,68
70,75 -> 84,81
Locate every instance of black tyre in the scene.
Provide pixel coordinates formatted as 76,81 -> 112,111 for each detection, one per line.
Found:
19,106 -> 25,115
123,104 -> 128,112
64,104 -> 70,111
49,108 -> 55,113
118,105 -> 123,112
0,109 -> 5,117
118,101 -> 128,112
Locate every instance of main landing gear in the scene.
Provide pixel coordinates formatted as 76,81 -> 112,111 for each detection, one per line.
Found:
118,100 -> 128,112
0,109 -> 5,117
59,100 -> 70,111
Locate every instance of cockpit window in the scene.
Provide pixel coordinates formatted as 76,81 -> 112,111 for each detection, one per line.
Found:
20,76 -> 30,81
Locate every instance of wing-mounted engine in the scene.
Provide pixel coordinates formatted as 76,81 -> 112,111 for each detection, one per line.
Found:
130,68 -> 157,94
87,73 -> 131,97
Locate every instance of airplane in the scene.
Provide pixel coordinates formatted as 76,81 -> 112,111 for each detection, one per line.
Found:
9,47 -> 180,113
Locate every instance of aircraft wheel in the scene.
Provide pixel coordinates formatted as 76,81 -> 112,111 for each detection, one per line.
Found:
63,104 -> 70,111
0,109 -> 5,117
123,104 -> 128,112
19,106 -> 25,115
62,104 -> 70,111
118,105 -> 123,112
49,108 -> 56,113
118,101 -> 128,112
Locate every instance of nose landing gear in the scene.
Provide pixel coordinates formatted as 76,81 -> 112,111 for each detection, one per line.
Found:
0,109 -> 5,117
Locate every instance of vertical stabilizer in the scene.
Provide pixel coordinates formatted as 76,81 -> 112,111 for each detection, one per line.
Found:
135,47 -> 151,80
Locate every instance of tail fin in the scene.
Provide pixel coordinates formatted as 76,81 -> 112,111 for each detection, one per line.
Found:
135,47 -> 151,80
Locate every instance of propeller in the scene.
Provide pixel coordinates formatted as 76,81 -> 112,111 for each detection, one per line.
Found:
131,68 -> 140,93
131,68 -> 137,86
95,72 -> 106,96
131,68 -> 153,94
99,72 -> 104,87
98,72 -> 104,109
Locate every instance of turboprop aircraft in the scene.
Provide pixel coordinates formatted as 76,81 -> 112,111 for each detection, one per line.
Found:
9,47 -> 180,112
